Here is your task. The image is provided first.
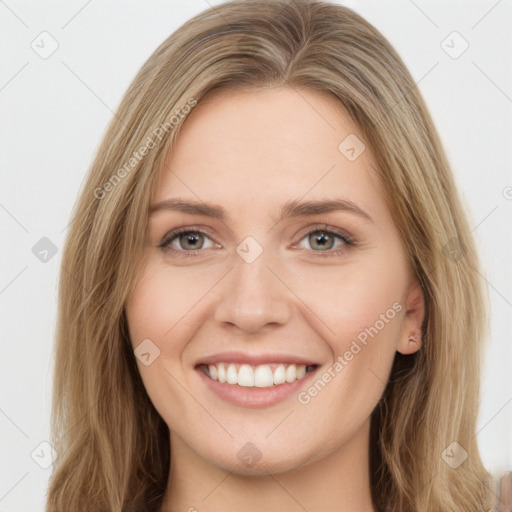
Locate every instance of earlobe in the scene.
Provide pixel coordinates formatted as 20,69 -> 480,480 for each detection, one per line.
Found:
397,280 -> 425,355
398,333 -> 422,355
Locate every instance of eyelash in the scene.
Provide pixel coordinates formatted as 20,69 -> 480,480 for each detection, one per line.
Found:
158,224 -> 356,259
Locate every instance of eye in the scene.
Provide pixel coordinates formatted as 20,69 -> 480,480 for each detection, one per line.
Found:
293,226 -> 355,256
158,225 -> 355,258
159,227 -> 219,257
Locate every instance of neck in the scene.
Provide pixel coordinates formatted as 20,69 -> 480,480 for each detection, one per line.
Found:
160,420 -> 376,512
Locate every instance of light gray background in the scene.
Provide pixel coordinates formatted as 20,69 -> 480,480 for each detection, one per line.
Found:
1,1 -> 511,510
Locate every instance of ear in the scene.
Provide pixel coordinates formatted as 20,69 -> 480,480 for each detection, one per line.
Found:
397,279 -> 425,355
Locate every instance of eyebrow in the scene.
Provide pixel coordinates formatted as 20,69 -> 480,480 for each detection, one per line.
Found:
149,196 -> 373,223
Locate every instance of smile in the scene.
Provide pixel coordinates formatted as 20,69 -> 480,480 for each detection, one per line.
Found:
199,362 -> 317,388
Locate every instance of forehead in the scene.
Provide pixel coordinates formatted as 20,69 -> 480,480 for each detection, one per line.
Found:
154,87 -> 385,224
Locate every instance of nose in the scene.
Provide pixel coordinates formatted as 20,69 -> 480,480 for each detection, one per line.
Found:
213,249 -> 292,335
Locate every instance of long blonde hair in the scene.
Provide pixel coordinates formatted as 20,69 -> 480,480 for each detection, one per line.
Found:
46,1 -> 493,510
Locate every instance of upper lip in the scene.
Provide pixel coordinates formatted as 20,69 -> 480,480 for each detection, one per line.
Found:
196,351 -> 320,367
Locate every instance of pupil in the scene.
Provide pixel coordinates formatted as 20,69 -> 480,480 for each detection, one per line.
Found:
311,232 -> 333,251
182,233 -> 202,250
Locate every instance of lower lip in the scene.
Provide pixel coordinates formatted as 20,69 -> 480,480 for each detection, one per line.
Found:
196,367 -> 319,408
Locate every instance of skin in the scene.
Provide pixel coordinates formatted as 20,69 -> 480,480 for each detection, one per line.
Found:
125,86 -> 425,512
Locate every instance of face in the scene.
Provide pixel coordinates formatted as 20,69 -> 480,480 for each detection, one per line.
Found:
125,86 -> 424,475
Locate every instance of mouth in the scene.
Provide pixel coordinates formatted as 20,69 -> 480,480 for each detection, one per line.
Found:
196,362 -> 318,388
194,352 -> 321,408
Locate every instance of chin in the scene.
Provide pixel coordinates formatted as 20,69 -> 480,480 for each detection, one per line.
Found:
204,441 -> 320,477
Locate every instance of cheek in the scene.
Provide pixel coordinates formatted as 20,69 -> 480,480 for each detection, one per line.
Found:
124,261 -> 223,428
288,253 -> 406,346
289,256 -> 404,399
125,260 -> 224,347
289,254 -> 405,439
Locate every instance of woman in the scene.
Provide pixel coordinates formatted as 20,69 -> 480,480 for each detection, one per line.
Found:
46,1 -> 497,510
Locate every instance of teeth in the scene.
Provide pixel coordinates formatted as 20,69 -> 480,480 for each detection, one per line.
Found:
227,364 -> 238,384
254,365 -> 273,387
273,364 -> 286,385
205,362 -> 312,388
238,364 -> 254,387
217,363 -> 226,383
285,364 -> 296,383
